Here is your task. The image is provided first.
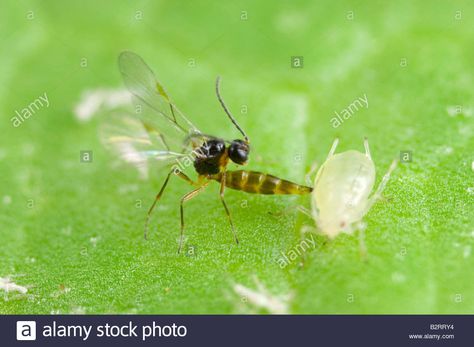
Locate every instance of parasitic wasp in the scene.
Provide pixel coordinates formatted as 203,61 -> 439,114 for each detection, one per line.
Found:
103,51 -> 313,252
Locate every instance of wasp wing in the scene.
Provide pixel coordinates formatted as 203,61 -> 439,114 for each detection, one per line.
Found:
101,51 -> 224,178
100,111 -> 190,179
118,51 -> 206,152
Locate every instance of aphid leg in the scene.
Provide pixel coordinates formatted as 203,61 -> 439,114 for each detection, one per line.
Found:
179,182 -> 209,253
305,162 -> 318,186
358,227 -> 368,261
269,204 -> 311,217
144,169 -> 197,240
363,137 -> 372,160
220,172 -> 239,245
301,225 -> 328,240
366,159 -> 398,211
297,205 -> 312,217
327,138 -> 339,159
310,203 -> 320,225
301,225 -> 317,235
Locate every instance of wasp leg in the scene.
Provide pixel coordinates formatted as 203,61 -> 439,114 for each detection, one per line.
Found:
144,169 -> 197,240
179,182 -> 209,253
220,172 -> 239,245
365,159 -> 398,212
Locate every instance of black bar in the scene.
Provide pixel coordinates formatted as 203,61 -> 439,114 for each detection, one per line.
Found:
1,315 -> 471,346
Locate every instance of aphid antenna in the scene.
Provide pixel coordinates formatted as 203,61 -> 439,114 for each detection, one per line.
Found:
327,137 -> 339,159
215,76 -> 250,143
363,137 -> 371,159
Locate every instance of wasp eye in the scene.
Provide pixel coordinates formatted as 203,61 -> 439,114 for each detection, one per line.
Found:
229,139 -> 250,165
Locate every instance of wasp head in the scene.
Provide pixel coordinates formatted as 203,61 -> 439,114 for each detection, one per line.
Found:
228,139 -> 250,165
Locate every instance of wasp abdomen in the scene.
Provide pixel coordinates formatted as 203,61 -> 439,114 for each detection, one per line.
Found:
221,170 -> 312,195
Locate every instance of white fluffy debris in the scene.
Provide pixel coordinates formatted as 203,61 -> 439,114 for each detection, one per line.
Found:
3,195 -> 12,205
446,105 -> 473,117
233,278 -> 291,314
73,88 -> 131,122
0,277 -> 28,294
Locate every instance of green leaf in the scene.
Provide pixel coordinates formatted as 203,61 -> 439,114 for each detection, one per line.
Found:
1,1 -> 473,314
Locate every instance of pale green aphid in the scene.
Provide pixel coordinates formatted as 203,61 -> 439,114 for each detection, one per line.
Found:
303,138 -> 397,248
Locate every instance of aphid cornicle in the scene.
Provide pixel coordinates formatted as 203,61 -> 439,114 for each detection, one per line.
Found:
306,138 -> 397,243
103,51 -> 313,252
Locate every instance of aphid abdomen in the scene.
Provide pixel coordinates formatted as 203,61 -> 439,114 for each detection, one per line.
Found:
223,170 -> 312,195
313,150 -> 375,237
315,151 -> 375,212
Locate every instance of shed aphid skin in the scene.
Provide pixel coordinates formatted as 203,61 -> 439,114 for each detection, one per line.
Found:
0,276 -> 28,294
307,138 -> 397,252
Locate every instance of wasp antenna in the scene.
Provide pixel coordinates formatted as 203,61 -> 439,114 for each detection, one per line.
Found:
215,76 -> 249,143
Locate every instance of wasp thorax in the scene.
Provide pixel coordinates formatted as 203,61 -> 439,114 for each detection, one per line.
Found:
193,139 -> 226,175
202,140 -> 225,157
229,139 -> 250,165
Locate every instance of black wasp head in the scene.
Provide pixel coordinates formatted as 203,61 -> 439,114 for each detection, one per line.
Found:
228,139 -> 250,165
202,139 -> 226,158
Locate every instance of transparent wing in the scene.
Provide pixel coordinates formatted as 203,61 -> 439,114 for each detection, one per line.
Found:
118,51 -> 204,152
102,51 -> 223,178
100,111 -> 190,179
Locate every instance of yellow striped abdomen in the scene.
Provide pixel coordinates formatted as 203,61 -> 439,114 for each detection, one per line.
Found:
217,170 -> 312,195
